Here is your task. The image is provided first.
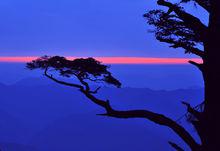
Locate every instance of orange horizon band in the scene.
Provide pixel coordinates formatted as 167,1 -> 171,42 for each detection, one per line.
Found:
0,56 -> 202,64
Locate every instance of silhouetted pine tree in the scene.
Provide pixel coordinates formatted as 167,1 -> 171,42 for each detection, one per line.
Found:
27,0 -> 220,150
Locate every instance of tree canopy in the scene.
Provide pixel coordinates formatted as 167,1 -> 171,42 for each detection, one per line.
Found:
144,0 -> 206,60
27,56 -> 121,90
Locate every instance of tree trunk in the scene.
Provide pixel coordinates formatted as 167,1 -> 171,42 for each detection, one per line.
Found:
201,63 -> 220,151
201,1 -> 220,150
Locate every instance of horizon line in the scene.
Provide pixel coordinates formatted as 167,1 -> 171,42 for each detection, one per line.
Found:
0,56 -> 202,64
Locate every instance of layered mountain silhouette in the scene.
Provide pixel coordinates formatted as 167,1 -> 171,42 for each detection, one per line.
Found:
0,78 -> 203,151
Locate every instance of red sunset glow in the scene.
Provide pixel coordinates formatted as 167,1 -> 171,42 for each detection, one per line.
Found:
0,57 -> 202,64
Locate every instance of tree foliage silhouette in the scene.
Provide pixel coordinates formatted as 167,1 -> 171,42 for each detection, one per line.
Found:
143,0 -> 220,150
27,0 -> 220,150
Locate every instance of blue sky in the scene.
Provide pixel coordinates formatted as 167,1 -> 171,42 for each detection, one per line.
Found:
0,0 -> 207,57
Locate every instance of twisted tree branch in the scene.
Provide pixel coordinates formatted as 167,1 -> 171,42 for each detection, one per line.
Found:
189,60 -> 203,71
182,101 -> 202,120
43,70 -> 200,150
156,37 -> 204,58
168,141 -> 185,151
89,86 -> 101,94
44,67 -> 84,90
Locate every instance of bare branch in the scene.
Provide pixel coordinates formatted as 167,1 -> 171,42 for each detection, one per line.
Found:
185,47 -> 204,58
89,86 -> 101,94
182,101 -> 202,120
168,141 -> 185,151
156,36 -> 204,58
189,60 -> 203,71
79,89 -> 200,150
78,76 -> 90,92
44,68 -> 84,90
102,109 -> 199,150
85,77 -> 103,82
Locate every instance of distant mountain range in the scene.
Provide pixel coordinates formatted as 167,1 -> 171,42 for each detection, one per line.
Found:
0,63 -> 203,90
0,78 -> 204,151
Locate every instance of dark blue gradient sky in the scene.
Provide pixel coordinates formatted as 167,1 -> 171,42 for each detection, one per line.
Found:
0,0 -> 207,57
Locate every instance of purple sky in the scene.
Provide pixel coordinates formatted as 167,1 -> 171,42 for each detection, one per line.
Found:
0,0 -> 207,57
